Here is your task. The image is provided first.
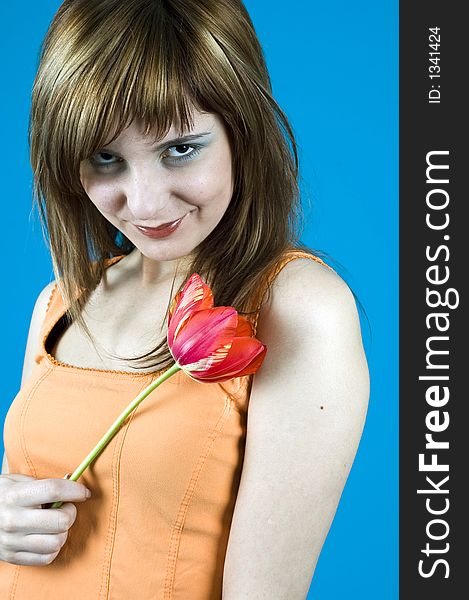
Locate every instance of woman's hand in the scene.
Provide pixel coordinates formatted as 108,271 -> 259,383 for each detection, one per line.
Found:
0,473 -> 90,566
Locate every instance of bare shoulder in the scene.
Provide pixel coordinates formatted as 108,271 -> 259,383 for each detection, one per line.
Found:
21,280 -> 57,387
36,279 -> 57,305
28,280 -> 57,330
260,255 -> 363,344
253,253 -> 370,450
279,254 -> 351,293
255,254 -> 369,414
32,280 -> 58,326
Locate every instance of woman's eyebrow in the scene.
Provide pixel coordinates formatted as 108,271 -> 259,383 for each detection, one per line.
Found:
163,132 -> 212,146
102,132 -> 212,153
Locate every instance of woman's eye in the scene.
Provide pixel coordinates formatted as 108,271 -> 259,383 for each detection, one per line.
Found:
164,144 -> 202,162
89,152 -> 120,168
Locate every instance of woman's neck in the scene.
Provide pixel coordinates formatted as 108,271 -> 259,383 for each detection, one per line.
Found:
119,248 -> 195,289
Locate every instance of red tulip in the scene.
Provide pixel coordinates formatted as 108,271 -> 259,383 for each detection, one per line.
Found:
168,273 -> 267,382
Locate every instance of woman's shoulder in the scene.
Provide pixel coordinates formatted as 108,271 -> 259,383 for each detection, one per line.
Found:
20,280 -> 58,386
34,280 -> 59,317
254,248 -> 369,422
265,249 -> 354,321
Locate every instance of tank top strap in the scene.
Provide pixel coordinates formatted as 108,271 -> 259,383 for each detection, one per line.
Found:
33,282 -> 62,367
249,248 -> 334,337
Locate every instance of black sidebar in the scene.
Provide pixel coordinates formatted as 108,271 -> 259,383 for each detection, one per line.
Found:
400,2 -> 467,598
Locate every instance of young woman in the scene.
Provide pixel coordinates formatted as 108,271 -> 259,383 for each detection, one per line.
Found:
0,0 -> 369,598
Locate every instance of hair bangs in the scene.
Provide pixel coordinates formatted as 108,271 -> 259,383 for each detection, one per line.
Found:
34,0 -> 200,193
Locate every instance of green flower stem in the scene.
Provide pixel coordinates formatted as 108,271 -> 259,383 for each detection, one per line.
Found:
50,362 -> 182,509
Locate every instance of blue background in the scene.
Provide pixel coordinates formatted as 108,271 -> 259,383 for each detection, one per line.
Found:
1,1 -> 398,597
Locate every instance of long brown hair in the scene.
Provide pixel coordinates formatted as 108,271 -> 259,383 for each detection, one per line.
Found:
29,0 -> 316,371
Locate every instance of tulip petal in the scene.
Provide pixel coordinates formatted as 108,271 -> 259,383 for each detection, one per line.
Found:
168,274 -> 214,346
235,315 -> 253,338
171,307 -> 238,368
189,337 -> 267,382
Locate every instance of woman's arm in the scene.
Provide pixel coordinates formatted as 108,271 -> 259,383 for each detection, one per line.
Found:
1,280 -> 56,477
222,258 -> 369,599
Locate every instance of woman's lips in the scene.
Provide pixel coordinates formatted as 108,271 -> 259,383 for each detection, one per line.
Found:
133,214 -> 186,238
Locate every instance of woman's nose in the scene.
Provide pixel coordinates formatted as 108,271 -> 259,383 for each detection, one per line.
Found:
125,166 -> 172,221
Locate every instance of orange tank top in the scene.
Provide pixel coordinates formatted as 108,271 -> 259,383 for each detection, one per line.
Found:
1,248 -> 329,599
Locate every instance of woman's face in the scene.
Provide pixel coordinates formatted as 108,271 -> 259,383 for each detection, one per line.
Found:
80,109 -> 233,264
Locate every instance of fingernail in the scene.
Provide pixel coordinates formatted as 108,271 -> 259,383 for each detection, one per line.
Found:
85,488 -> 92,498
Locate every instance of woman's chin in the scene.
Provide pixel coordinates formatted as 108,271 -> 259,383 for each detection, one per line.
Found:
135,241 -> 197,266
